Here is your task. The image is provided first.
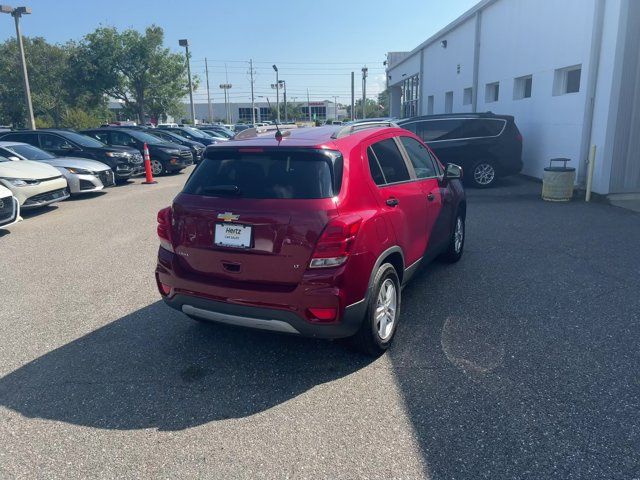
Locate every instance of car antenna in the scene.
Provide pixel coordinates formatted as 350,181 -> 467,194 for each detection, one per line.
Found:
265,97 -> 284,142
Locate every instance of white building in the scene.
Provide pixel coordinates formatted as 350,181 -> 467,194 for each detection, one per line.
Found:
386,0 -> 640,195
187,100 -> 346,124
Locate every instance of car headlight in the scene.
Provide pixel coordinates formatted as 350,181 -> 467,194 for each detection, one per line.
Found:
64,167 -> 92,175
0,177 -> 33,186
105,151 -> 130,158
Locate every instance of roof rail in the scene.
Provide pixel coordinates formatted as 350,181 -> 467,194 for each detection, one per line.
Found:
331,121 -> 399,139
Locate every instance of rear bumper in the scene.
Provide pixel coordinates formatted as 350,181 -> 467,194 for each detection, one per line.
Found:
162,293 -> 366,338
156,247 -> 368,339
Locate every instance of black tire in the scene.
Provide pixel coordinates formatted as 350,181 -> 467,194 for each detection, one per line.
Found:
351,263 -> 401,356
440,211 -> 465,263
467,160 -> 497,188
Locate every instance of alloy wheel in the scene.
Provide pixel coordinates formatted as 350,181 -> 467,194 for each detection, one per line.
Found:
473,163 -> 495,186
151,160 -> 164,176
376,279 -> 397,341
454,216 -> 464,253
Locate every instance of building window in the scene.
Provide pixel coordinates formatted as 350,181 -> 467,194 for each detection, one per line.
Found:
463,87 -> 472,106
259,107 -> 273,121
445,91 -> 453,113
401,74 -> 420,118
427,95 -> 434,115
514,75 -> 533,100
485,82 -> 499,103
554,65 -> 582,95
238,107 -> 257,122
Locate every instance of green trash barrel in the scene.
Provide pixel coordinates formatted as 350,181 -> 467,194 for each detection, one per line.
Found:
542,158 -> 576,202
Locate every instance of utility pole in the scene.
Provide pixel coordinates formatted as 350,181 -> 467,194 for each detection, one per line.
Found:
351,71 -> 355,121
205,57 -> 212,123
282,81 -> 287,123
307,89 -> 311,123
249,59 -> 256,124
333,96 -> 338,120
2,5 -> 35,129
220,84 -> 232,123
361,66 -> 368,120
272,65 -> 280,123
179,39 -> 196,124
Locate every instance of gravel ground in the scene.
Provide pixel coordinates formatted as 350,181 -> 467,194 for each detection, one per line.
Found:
0,171 -> 638,479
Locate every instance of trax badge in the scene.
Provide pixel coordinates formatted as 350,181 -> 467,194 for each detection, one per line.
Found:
217,212 -> 240,222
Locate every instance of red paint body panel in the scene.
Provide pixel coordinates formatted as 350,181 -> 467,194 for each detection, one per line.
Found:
156,125 -> 465,337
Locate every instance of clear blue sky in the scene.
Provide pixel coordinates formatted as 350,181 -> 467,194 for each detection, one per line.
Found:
0,0 -> 478,105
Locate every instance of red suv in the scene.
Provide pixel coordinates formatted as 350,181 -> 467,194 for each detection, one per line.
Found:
155,123 -> 466,355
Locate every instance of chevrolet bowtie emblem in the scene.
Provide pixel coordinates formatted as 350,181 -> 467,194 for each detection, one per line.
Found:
217,212 -> 240,222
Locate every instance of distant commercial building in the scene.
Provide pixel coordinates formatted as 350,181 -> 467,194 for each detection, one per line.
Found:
188,100 -> 347,124
386,0 -> 640,195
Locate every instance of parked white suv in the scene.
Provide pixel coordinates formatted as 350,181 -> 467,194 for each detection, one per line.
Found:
0,184 -> 19,228
0,155 -> 69,209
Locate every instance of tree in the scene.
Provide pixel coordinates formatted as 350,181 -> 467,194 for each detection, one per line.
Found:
347,98 -> 386,119
0,37 -> 107,128
73,25 -> 193,123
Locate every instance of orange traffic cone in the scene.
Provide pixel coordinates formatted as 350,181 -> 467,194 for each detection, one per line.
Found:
142,142 -> 157,184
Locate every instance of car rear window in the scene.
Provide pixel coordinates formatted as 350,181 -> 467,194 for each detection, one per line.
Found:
183,149 -> 342,199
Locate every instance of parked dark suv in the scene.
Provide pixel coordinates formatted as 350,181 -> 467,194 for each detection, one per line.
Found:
146,129 -> 206,163
155,123 -> 466,355
156,126 -> 219,146
398,113 -> 523,187
0,129 -> 143,182
82,128 -> 193,176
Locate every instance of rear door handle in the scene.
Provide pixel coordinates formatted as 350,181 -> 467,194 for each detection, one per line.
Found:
427,192 -> 435,201
386,197 -> 399,207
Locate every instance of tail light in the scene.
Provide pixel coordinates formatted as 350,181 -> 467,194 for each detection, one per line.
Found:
157,206 -> 174,252
310,215 -> 362,268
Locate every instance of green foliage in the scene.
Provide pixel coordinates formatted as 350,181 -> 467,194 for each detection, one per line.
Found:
347,97 -> 387,119
73,25 -> 193,123
61,107 -> 107,130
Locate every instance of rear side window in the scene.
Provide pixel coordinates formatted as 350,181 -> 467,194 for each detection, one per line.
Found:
369,139 -> 410,184
39,133 -> 71,149
413,120 -> 465,141
183,149 -> 341,199
399,137 -> 437,178
86,131 -> 110,143
459,119 -> 505,138
1,132 -> 36,145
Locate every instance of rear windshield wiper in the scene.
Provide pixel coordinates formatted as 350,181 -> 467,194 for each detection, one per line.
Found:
202,184 -> 241,196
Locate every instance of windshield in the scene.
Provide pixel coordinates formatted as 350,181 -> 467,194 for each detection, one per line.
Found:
183,149 -> 342,199
60,131 -> 106,148
182,127 -> 211,139
5,144 -> 56,160
127,130 -> 165,145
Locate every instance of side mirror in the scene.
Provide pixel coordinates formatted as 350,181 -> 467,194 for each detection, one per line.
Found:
444,163 -> 463,180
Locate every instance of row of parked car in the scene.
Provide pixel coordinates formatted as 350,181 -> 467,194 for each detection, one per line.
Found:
0,124 -> 234,229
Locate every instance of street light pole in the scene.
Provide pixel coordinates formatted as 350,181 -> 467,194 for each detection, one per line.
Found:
179,39 -> 196,124
281,80 -> 287,123
272,65 -> 280,123
1,5 -> 35,129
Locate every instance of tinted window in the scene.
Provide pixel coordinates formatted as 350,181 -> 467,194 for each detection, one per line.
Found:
367,148 -> 386,186
1,132 -> 37,145
460,119 -> 504,138
414,120 -> 465,141
40,133 -> 72,149
128,130 -> 165,145
85,131 -> 110,144
4,144 -> 56,160
369,139 -> 410,184
399,137 -> 436,178
57,131 -> 105,148
184,150 -> 340,199
111,131 -> 136,147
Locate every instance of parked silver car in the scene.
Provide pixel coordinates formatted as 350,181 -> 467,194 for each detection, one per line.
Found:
0,141 -> 115,195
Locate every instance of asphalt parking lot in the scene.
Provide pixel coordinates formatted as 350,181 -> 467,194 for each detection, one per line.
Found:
1,170 -> 639,479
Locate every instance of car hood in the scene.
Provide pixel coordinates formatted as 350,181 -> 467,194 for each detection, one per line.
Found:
153,142 -> 191,151
39,157 -> 111,171
85,145 -> 139,155
0,159 -> 62,179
